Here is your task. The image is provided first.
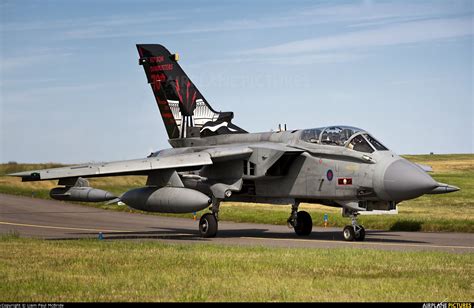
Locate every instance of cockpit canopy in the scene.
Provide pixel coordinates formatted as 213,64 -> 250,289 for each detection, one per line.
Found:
300,126 -> 388,153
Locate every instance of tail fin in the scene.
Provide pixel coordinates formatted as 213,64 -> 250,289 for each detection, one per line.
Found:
137,44 -> 247,139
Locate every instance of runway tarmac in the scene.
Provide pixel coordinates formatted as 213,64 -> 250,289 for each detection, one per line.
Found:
1,193 -> 473,253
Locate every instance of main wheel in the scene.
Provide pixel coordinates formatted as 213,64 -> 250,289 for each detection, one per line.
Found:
355,226 -> 365,241
343,225 -> 355,241
199,213 -> 218,238
294,211 -> 312,236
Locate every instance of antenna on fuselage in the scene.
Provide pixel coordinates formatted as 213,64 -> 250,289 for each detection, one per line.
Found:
277,124 -> 287,132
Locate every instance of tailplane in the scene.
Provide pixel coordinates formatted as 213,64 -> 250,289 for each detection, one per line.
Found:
137,44 -> 247,140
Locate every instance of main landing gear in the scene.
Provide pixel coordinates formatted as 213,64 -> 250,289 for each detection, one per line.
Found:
342,212 -> 365,241
287,202 -> 313,236
198,198 -> 365,241
199,198 -> 220,238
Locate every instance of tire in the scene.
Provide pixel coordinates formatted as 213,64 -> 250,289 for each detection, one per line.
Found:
294,211 -> 312,236
199,213 -> 218,238
343,225 -> 355,241
355,226 -> 365,241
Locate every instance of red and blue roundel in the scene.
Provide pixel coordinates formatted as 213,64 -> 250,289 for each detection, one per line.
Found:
326,170 -> 334,181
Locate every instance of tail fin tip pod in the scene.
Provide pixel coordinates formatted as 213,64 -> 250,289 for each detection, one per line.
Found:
137,44 -> 247,140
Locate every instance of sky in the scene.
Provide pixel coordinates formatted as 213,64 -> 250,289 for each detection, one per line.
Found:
1,0 -> 473,163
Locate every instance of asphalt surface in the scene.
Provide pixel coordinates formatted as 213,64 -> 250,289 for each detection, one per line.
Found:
1,193 -> 473,253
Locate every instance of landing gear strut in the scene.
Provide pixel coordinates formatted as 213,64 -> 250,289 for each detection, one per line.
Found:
199,198 -> 220,238
287,202 -> 313,236
343,212 -> 365,241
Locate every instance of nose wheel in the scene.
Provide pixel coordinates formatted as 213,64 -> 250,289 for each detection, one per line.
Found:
342,213 -> 365,241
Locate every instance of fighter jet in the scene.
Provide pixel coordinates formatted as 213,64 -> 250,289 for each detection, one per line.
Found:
10,44 -> 460,241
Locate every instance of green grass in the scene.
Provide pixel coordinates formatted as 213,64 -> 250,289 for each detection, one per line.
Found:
1,154 -> 473,233
0,236 -> 472,302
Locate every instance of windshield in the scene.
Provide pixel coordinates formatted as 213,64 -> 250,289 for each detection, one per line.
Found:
348,135 -> 374,153
300,126 -> 389,152
364,134 -> 388,151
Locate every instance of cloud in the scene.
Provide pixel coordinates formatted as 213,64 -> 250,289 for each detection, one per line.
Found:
1,12 -> 180,41
300,1 -> 471,24
243,17 -> 473,56
2,83 -> 109,108
190,52 -> 365,68
147,1 -> 474,37
0,48 -> 74,73
1,12 -> 179,33
4,1 -> 470,41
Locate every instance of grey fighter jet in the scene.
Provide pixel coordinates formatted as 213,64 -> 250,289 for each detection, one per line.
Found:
11,44 -> 460,241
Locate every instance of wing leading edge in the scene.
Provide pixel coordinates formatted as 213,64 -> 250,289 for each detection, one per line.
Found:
10,152 -> 214,181
10,147 -> 256,182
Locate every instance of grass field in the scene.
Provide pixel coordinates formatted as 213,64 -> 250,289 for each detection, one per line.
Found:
1,154 -> 473,233
1,156 -> 473,302
0,234 -> 472,302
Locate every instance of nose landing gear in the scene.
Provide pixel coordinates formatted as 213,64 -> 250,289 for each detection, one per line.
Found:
343,212 -> 365,241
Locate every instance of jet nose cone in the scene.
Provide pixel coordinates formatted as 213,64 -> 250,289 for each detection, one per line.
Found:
383,159 -> 438,201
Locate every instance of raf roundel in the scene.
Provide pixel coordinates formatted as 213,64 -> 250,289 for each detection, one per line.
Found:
326,170 -> 334,181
